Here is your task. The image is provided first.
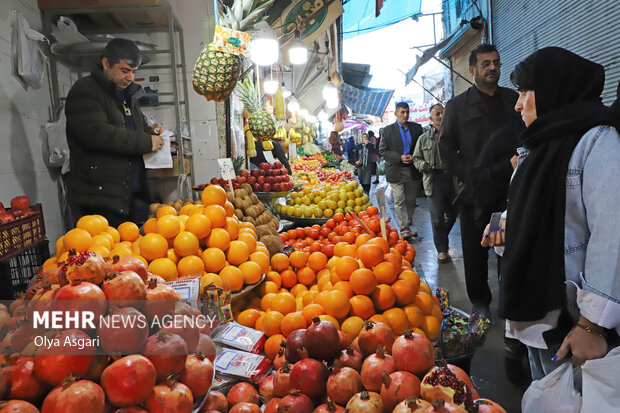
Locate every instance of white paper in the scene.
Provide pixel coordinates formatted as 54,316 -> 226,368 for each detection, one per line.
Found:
264,150 -> 276,164
166,277 -> 200,307
217,158 -> 236,180
143,130 -> 173,169
289,142 -> 297,160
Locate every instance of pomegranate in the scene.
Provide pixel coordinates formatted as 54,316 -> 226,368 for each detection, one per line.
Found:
264,398 -> 280,413
360,346 -> 396,391
447,364 -> 479,399
227,382 -> 259,406
160,317 -> 200,351
195,333 -> 217,362
7,321 -> 37,353
337,330 -> 349,349
337,347 -> 363,372
101,271 -> 146,306
285,329 -> 306,363
98,307 -> 149,354
63,251 -> 106,285
41,379 -> 105,413
289,357 -> 328,399
100,355 -> 156,407
273,362 -> 292,397
276,390 -> 314,413
422,399 -> 467,413
10,196 -> 30,211
112,408 -> 148,413
273,348 -> 287,370
0,366 -> 7,398
144,331 -> 188,380
304,317 -> 340,361
52,280 -> 107,321
358,321 -> 395,358
0,400 -> 40,413
259,374 -> 275,401
84,355 -> 109,382
143,279 -> 179,321
392,331 -> 435,377
229,403 -> 261,413
393,397 -> 432,412
200,390 -> 228,412
380,371 -> 422,411
326,362 -> 363,405
105,255 -> 148,281
8,357 -> 49,403
29,284 -> 60,313
472,399 -> 507,413
180,354 -> 213,397
34,329 -> 95,386
345,390 -> 385,413
144,381 -> 193,413
420,366 -> 473,410
312,401 -> 346,413
350,336 -> 361,353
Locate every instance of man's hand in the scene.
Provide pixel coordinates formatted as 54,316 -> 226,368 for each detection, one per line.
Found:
401,154 -> 412,164
555,316 -> 608,365
481,218 -> 506,247
151,135 -> 164,152
510,155 -> 519,170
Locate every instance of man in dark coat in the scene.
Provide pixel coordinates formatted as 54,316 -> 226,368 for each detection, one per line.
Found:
438,44 -> 520,316
379,102 -> 424,239
65,38 -> 163,227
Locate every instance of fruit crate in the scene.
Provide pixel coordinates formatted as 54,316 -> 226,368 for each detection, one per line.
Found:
0,240 -> 50,300
0,204 -> 46,260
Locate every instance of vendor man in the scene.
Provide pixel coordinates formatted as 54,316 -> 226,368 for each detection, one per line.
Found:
65,38 -> 163,227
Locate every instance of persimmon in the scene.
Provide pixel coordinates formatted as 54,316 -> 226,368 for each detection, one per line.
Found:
349,295 -> 375,319
307,252 -> 328,271
335,256 -> 360,281
349,268 -> 377,295
391,279 -> 416,306
373,261 -> 397,284
372,284 -> 396,311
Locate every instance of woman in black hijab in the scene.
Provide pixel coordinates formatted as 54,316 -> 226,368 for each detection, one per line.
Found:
482,47 -> 620,380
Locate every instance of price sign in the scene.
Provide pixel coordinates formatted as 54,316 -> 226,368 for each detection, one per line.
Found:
264,151 -> 276,164
217,158 -> 236,180
289,142 -> 297,160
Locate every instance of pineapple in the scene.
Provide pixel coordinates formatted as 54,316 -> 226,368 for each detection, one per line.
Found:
192,0 -> 275,102
236,77 -> 276,141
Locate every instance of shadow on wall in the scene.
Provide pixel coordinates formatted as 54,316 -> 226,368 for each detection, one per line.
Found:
10,101 -> 37,197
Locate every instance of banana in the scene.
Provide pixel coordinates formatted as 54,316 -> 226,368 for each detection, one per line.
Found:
245,125 -> 257,157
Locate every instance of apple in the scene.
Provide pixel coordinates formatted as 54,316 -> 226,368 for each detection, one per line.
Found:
231,178 -> 238,184
239,169 -> 250,178
262,183 -> 272,192
251,169 -> 260,177
11,209 -> 25,218
233,182 -> 241,190
281,168 -> 288,176
283,175 -> 290,182
11,196 -> 30,211
218,178 -> 226,186
266,176 -> 275,185
273,161 -> 282,169
210,177 -> 219,185
252,183 -> 261,192
259,163 -> 270,171
257,176 -> 265,185
248,176 -> 257,185
273,183 -> 281,192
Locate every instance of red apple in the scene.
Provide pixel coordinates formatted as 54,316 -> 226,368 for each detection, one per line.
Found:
273,183 -> 281,192
238,176 -> 247,184
274,161 -> 282,169
252,183 -> 261,192
0,211 -> 14,224
233,183 -> 241,190
210,177 -> 219,185
266,176 -> 275,185
248,176 -> 257,185
262,183 -> 272,192
260,163 -> 270,170
257,176 -> 266,185
218,178 -> 227,186
239,169 -> 250,178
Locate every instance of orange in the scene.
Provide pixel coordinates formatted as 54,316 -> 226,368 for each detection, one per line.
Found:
355,234 -> 372,248
270,293 -> 296,315
262,311 -> 284,336
333,241 -> 349,257
237,232 -> 257,253
372,284 -> 396,311
349,268 -> 377,295
290,284 -> 308,297
301,303 -> 326,325
219,265 -> 244,291
329,270 -> 341,285
106,226 -> 121,244
224,201 -> 235,217
203,204 -> 227,228
307,252 -> 328,271
302,290 -> 319,306
143,218 -> 157,234
206,228 -> 231,251
431,304 -> 443,321
91,234 -> 113,250
109,245 -> 132,257
335,256 -> 360,281
264,334 -> 286,360
373,261 -> 397,284
250,251 -> 270,274
259,281 -> 279,296
355,244 -> 384,268
255,242 -> 269,256
419,282 -> 432,296
225,217 -> 239,240
271,253 -> 290,272
321,289 -> 351,319
280,312 -> 307,337
227,240 -> 250,265
189,205 -> 205,215
177,255 -> 205,278
368,237 -> 390,254
63,228 -> 93,253
261,293 -> 276,311
76,215 -> 106,236
411,327 -> 427,338
156,205 -> 177,218
238,308 -> 262,328
412,292 -> 434,315
318,314 -> 340,330
343,231 -> 356,245
391,279 -> 417,306
202,247 -> 226,273
332,281 -> 354,298
280,269 -> 297,289
398,270 -> 421,292
384,253 -> 402,271
297,267 -> 316,286
200,273 -> 224,291
369,314 -> 392,330
255,315 -> 264,331
139,233 -> 168,261
174,231 -> 199,257
42,257 -> 57,272
320,281 -> 333,292
382,307 -> 410,335
166,248 -> 180,264
54,236 -> 66,257
289,251 -> 309,269
179,204 -> 193,216
403,305 -> 424,328
341,316 -> 365,342
239,227 -> 257,238
349,295 -> 375,319
156,215 -> 181,239
185,214 -> 212,239
316,274 -> 331,291
265,271 -> 282,289
201,185 -> 227,206
148,257 -> 178,281
421,315 -> 441,340
239,260 -> 262,284
87,244 -> 110,257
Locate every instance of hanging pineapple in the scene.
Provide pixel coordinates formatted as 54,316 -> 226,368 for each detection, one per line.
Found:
192,0 -> 275,102
236,77 -> 276,151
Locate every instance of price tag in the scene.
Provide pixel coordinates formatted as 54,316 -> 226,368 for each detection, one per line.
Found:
264,151 -> 276,164
289,142 -> 297,160
167,278 -> 201,307
217,158 -> 236,180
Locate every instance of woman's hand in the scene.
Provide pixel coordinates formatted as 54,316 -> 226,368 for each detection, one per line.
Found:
480,218 -> 506,247
555,316 -> 608,365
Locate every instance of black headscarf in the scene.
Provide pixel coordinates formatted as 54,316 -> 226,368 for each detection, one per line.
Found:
499,47 -> 620,321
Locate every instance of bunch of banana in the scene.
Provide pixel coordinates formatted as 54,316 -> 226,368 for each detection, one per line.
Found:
245,125 -> 257,157
289,129 -> 302,145
273,126 -> 287,140
262,140 -> 274,150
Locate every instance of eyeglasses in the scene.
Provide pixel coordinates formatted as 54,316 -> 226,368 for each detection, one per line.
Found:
477,60 -> 502,69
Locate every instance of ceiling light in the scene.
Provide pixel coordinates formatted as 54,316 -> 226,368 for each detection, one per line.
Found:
326,97 -> 339,109
250,22 -> 279,66
288,37 -> 308,65
298,108 -> 308,118
282,89 -> 291,98
322,81 -> 338,102
318,110 -> 328,122
288,97 -> 300,113
263,79 -> 279,94
307,115 -> 316,123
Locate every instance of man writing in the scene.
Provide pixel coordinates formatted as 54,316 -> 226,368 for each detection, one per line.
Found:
438,44 -> 520,317
65,38 -> 163,227
379,102 -> 423,239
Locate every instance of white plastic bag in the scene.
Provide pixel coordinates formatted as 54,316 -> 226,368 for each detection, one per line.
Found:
10,10 -> 48,89
41,104 -> 71,174
143,130 -> 173,169
581,346 -> 620,413
522,362 -> 582,413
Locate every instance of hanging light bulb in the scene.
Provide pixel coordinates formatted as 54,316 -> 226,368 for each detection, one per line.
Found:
263,78 -> 279,94
282,89 -> 291,98
288,97 -> 300,113
288,37 -> 308,65
318,110 -> 328,122
250,22 -> 279,66
307,115 -> 317,123
323,81 -> 339,102
298,108 -> 308,118
326,96 -> 339,109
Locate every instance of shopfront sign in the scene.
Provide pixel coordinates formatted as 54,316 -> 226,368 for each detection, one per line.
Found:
273,0 -> 344,45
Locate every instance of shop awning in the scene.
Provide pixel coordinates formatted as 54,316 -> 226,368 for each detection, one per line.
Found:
338,82 -> 394,117
343,0 -> 422,40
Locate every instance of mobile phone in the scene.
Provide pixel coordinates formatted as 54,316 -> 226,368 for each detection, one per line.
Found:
489,212 -> 503,232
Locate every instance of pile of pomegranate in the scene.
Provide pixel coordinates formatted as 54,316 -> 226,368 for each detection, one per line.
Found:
0,251 -> 217,413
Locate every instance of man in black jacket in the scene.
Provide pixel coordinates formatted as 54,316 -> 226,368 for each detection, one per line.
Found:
65,38 -> 163,227
438,44 -> 520,316
379,102 -> 423,239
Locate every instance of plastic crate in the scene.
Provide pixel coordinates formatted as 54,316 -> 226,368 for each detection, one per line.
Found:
0,241 -> 50,300
0,204 -> 46,260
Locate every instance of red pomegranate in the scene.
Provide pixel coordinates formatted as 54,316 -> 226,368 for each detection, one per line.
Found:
448,364 -> 479,399
227,382 -> 260,406
337,330 -> 350,349
144,381 -> 193,413
229,403 -> 262,413
7,321 -> 37,353
84,355 -> 109,382
100,355 -> 156,407
105,255 -> 148,281
33,329 -> 95,386
392,330 -> 435,377
420,367 -> 473,410
101,271 -> 146,306
285,328 -> 306,363
63,251 -> 106,285
160,318 -> 200,352
393,397 -> 432,412
472,399 -> 507,413
259,374 -> 275,401
312,401 -> 346,413
422,399 -> 467,413
273,348 -> 287,370
0,400 -> 40,413
358,321 -> 395,358
345,390 -> 385,413
304,317 -> 340,361
264,398 -> 280,413
276,390 -> 314,413
52,280 -> 108,321
380,371 -> 422,411
273,362 -> 292,398
41,379 -> 105,413
29,284 -> 60,313
200,390 -> 228,412
350,336 -> 361,354
8,357 -> 49,403
360,346 -> 396,392
144,331 -> 188,380
111,408 -> 148,413
0,366 -> 7,398
289,357 -> 328,399
195,333 -> 217,361
326,361 -> 363,406
180,354 -> 213,398
98,307 -> 149,354
337,347 -> 363,372
143,279 -> 179,321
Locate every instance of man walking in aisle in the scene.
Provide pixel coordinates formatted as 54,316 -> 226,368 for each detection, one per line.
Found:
438,44 -> 520,317
379,102 -> 423,239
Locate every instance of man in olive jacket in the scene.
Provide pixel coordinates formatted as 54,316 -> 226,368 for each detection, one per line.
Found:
65,38 -> 163,227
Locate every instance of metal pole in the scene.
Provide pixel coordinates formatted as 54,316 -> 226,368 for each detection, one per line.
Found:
168,6 -> 184,174
415,47 -> 473,86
